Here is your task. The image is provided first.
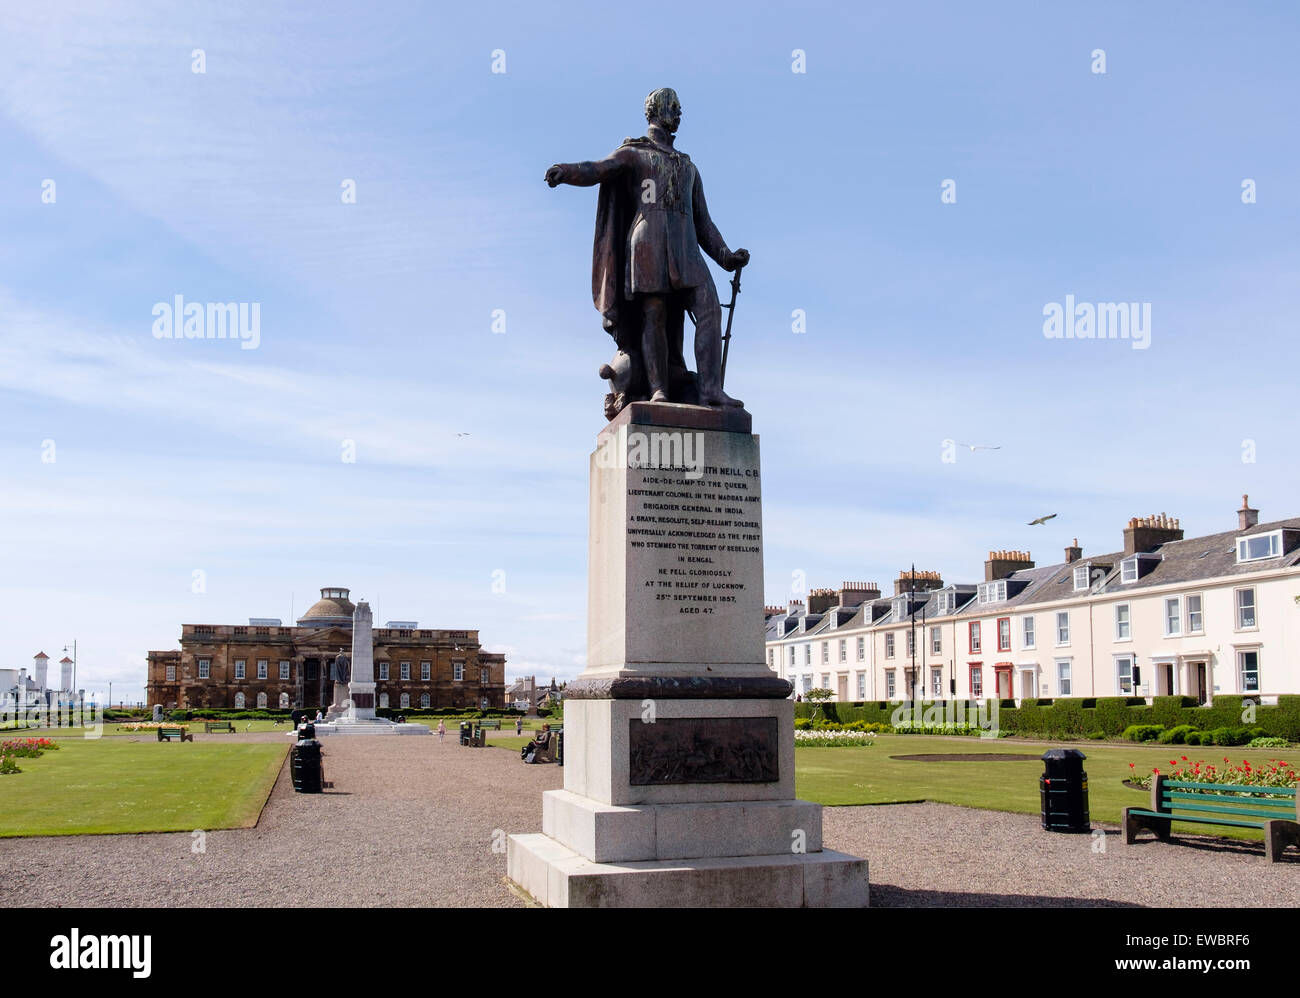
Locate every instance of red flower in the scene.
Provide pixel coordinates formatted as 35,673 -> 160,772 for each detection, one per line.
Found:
1180,756 -> 1188,761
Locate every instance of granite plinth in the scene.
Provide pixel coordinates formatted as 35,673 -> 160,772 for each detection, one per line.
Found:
585,414 -> 767,681
507,407 -> 870,907
508,834 -> 868,908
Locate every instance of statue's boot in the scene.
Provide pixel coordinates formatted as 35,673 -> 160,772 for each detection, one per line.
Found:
642,330 -> 671,403
698,379 -> 744,408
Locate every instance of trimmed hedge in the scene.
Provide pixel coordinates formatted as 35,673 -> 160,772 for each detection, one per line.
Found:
168,709 -> 292,721
795,696 -> 1300,740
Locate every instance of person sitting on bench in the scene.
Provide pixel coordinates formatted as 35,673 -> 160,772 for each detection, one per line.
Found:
521,723 -> 553,763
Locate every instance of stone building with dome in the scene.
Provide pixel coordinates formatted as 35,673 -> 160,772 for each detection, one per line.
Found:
145,587 -> 506,712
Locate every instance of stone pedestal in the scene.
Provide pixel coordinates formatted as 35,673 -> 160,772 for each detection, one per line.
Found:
507,402 -> 869,907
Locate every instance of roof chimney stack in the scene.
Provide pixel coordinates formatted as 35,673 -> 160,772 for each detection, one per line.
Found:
1238,494 -> 1259,531
1122,513 -> 1184,556
1064,538 -> 1082,564
893,570 -> 943,595
984,550 -> 1034,582
837,582 -> 881,607
807,588 -> 838,614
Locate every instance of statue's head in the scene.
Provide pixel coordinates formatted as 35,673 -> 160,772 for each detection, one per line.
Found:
644,88 -> 681,133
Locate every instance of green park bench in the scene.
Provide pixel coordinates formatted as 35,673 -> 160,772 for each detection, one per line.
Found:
478,719 -> 502,730
1124,774 -> 1300,862
157,726 -> 193,743
204,721 -> 235,733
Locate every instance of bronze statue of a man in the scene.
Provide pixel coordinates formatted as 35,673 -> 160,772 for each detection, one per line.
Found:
546,88 -> 750,414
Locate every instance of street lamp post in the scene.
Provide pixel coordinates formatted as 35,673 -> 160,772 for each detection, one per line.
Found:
908,565 -> 918,705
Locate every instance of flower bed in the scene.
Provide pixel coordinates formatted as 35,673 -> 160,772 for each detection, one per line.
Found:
0,737 -> 59,775
1127,756 -> 1297,793
795,730 -> 878,747
1,738 -> 59,758
120,722 -> 189,732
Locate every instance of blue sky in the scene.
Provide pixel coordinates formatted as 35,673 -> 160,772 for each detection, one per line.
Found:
2,1 -> 1298,703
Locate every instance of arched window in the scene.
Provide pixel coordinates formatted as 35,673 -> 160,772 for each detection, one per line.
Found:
379,693 -> 389,708
400,693 -> 410,708
256,692 -> 268,708
279,692 -> 289,708
234,692 -> 245,709
420,693 -> 430,708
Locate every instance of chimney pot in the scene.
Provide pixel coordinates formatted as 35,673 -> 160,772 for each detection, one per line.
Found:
1238,494 -> 1259,530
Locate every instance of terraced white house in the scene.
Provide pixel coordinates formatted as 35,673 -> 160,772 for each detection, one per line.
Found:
765,497 -> 1299,705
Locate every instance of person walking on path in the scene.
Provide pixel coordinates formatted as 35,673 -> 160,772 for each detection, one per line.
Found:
515,717 -> 523,736
437,719 -> 446,744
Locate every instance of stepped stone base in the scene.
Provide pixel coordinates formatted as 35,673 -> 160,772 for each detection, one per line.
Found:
302,719 -> 430,736
508,833 -> 868,908
543,789 -> 823,862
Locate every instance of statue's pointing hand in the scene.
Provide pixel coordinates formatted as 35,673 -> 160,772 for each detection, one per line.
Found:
545,164 -> 567,187
727,248 -> 750,271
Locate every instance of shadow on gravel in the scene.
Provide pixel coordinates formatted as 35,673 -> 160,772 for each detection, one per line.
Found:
1126,836 -> 1295,862
870,885 -> 1143,908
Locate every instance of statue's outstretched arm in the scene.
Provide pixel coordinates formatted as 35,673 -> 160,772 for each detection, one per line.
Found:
545,149 -> 630,188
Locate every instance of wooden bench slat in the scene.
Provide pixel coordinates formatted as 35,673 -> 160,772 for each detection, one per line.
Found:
1127,808 -> 1265,830
1164,795 -> 1294,810
1164,780 -> 1295,797
1159,799 -> 1291,821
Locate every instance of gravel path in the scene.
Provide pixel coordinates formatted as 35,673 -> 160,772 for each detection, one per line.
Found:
2,736 -> 1295,907
823,802 -> 1299,907
0,735 -> 563,908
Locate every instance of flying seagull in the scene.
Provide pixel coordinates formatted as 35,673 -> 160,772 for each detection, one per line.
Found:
1027,513 -> 1058,526
956,442 -> 1001,452
456,432 -> 471,437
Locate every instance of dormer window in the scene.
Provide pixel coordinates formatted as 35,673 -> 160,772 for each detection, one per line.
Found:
1072,564 -> 1091,591
1119,553 -> 1160,583
1237,530 -> 1282,563
978,580 -> 1007,604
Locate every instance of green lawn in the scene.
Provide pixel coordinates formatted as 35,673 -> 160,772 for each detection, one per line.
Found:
795,734 -> 1298,839
487,734 -> 532,752
3,719 -> 293,737
0,738 -> 288,837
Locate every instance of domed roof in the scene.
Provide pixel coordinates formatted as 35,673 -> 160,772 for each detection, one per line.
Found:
297,587 -> 355,626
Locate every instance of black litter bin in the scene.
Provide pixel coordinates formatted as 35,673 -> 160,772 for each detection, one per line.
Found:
291,727 -> 323,794
459,721 -> 471,746
1039,748 -> 1090,832
555,731 -> 564,766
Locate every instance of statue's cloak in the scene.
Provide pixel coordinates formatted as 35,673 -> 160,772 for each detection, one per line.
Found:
591,138 -> 643,353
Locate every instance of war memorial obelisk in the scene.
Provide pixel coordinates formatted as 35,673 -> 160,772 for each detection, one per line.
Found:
506,89 -> 869,906
311,600 -> 429,736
